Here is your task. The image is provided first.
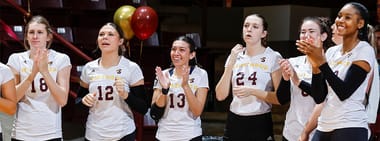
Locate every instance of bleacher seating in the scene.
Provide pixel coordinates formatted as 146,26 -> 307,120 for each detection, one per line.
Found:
0,0 -> 21,6
54,27 -> 73,43
63,0 -> 106,10
105,0 -> 135,10
72,27 -> 99,51
21,0 -> 63,9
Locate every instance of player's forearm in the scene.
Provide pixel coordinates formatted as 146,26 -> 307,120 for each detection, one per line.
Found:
44,76 -> 68,106
0,97 -> 17,115
215,68 -> 233,101
252,89 -> 279,104
154,90 -> 167,107
41,70 -> 69,107
290,73 -> 301,86
15,75 -> 34,101
302,103 -> 323,136
183,85 -> 205,117
0,81 -> 16,115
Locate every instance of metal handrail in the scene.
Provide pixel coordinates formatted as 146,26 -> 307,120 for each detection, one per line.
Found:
4,0 -> 93,62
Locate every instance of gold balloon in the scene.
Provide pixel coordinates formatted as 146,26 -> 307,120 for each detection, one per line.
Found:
114,5 -> 136,40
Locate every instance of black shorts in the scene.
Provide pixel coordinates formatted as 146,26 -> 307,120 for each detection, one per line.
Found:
312,127 -> 367,141
223,111 -> 275,141
12,137 -> 61,141
156,135 -> 202,141
85,130 -> 136,141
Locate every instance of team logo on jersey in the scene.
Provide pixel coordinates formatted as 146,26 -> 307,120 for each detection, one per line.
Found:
116,69 -> 122,74
48,61 -> 53,65
24,60 -> 27,64
301,91 -> 309,97
189,78 -> 195,83
260,57 -> 266,62
347,52 -> 352,58
91,69 -> 95,73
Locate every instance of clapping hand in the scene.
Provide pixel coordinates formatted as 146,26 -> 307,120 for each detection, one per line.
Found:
37,48 -> 50,74
180,65 -> 190,87
296,35 -> 325,68
155,66 -> 170,89
279,59 -> 294,81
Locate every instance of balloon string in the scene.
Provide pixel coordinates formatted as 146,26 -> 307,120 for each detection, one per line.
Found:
25,0 -> 31,24
139,40 -> 143,65
27,0 -> 30,13
127,41 -> 131,57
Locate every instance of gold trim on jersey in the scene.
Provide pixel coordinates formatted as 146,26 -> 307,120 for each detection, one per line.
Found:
89,74 -> 121,81
297,72 -> 312,79
21,67 -> 57,73
329,60 -> 350,68
234,62 -> 269,70
170,83 -> 198,90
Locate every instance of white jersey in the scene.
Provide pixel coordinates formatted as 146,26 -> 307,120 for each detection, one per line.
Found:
0,63 -> 14,134
7,49 -> 71,140
229,47 -> 282,116
366,61 -> 380,123
318,41 -> 375,132
80,57 -> 143,140
282,56 -> 316,141
153,66 -> 209,141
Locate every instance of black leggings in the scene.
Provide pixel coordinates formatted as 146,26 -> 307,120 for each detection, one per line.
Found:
223,111 -> 275,141
312,127 -> 367,141
156,135 -> 202,141
85,130 -> 136,141
12,138 -> 61,141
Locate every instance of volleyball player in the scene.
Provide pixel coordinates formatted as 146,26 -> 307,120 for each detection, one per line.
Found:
297,2 -> 376,141
7,15 -> 71,141
150,35 -> 209,141
215,14 -> 282,141
78,22 -> 148,141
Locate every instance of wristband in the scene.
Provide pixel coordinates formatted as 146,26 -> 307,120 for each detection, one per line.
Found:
161,88 -> 169,95
162,87 -> 169,95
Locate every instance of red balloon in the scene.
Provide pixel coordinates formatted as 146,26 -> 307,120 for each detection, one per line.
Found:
131,6 -> 158,40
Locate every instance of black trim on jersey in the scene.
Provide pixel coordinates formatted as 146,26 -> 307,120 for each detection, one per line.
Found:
75,86 -> 90,110
168,66 -> 196,76
276,78 -> 291,105
125,85 -> 148,115
311,72 -> 328,104
319,62 -> 368,101
298,80 -> 312,95
169,68 -> 174,76
150,103 -> 165,122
